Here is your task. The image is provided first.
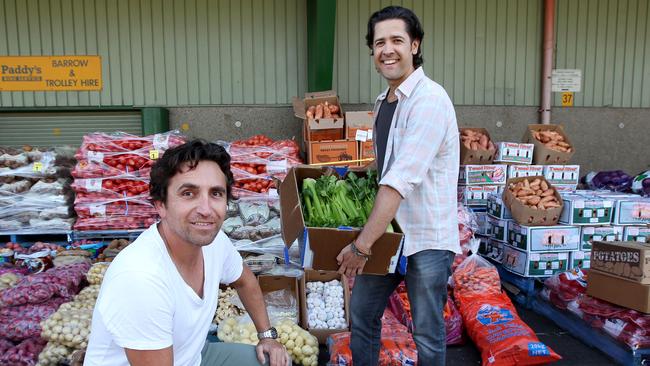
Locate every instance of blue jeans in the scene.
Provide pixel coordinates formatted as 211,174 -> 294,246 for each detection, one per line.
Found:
350,249 -> 454,366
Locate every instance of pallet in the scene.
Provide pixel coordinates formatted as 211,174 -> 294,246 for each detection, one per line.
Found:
71,229 -> 145,241
531,297 -> 650,366
0,230 -> 72,244
495,263 -> 543,309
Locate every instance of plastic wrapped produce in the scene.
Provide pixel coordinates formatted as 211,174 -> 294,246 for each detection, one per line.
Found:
632,170 -> 650,197
453,254 -> 561,366
0,297 -> 66,318
36,341 -> 74,366
0,337 -> 13,356
327,310 -> 417,366
584,170 -> 633,192
0,337 -> 47,366
40,309 -> 92,348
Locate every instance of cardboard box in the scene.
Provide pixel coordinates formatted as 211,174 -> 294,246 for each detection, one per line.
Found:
507,165 -> 544,179
293,90 -> 345,142
459,128 -> 497,164
587,270 -> 650,313
591,241 -> 650,284
523,124 -> 575,164
503,176 -> 564,226
459,165 -> 507,185
559,193 -> 614,225
494,142 -> 534,165
299,270 -> 350,344
502,245 -> 569,277
593,192 -> 650,225
487,216 -> 510,242
507,222 -> 580,252
543,165 -> 580,185
624,226 -> 650,243
279,166 -> 403,275
257,275 -> 301,324
580,226 -> 624,250
479,238 -> 504,263
570,250 -> 591,269
487,193 -> 513,219
358,141 -> 374,166
345,111 -> 373,141
458,185 -> 501,206
474,211 -> 491,236
307,140 -> 358,167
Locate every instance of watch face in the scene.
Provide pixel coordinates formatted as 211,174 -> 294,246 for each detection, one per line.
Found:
269,327 -> 278,339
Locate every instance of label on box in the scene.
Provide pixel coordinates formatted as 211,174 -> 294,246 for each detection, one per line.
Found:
153,133 -> 170,150
460,165 -> 507,185
495,142 -> 534,164
267,159 -> 288,174
366,129 -> 373,140
85,179 -> 102,192
604,319 -> 626,337
87,151 -> 104,163
355,130 -> 368,142
89,204 -> 106,217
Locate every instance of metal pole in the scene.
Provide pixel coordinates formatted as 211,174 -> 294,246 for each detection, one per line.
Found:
540,0 -> 555,124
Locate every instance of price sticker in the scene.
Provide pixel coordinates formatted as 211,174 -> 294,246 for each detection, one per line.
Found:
267,159 -> 287,174
149,149 -> 160,160
355,129 -> 368,142
366,129 -> 373,141
89,204 -> 106,217
32,162 -> 43,172
153,134 -> 170,150
85,179 -> 102,192
87,151 -> 104,163
268,188 -> 279,198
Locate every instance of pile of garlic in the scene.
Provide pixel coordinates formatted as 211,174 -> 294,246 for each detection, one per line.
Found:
305,280 -> 346,330
86,262 -> 109,285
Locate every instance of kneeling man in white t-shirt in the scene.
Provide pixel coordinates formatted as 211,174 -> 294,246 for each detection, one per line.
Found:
84,139 -> 289,366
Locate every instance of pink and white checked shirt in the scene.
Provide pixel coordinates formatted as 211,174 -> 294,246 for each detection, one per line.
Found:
375,67 -> 461,256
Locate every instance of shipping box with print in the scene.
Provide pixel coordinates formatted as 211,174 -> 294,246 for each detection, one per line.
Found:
503,176 -> 564,227
459,128 -> 496,165
345,111 -> 375,167
523,124 -> 575,165
593,192 -> 650,225
543,165 -> 580,186
299,270 -> 350,344
587,270 -> 650,313
279,166 -> 403,275
458,185 -> 501,207
559,193 -> 614,226
624,226 -> 650,243
590,241 -> 650,284
293,90 -> 345,143
479,238 -> 504,263
502,245 -> 569,277
507,222 -> 580,253
458,165 -> 507,185
570,250 -> 591,269
487,193 -> 512,219
487,216 -> 510,242
494,142 -> 535,165
580,226 -> 624,250
507,165 -> 544,179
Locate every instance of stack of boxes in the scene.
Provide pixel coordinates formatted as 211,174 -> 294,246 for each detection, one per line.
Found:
293,91 -> 375,167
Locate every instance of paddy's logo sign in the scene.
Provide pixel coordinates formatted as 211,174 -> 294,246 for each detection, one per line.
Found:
0,56 -> 102,91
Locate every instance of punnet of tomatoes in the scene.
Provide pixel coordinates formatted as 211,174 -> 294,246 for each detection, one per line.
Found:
233,178 -> 275,194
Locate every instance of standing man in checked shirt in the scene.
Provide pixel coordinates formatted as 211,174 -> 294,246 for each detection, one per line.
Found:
336,5 -> 461,366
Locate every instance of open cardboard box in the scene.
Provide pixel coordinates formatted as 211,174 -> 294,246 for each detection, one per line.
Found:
459,128 -> 496,164
523,124 -> 575,164
257,274 -> 301,324
294,90 -> 345,142
279,165 -> 403,275
299,270 -> 350,344
503,176 -> 564,226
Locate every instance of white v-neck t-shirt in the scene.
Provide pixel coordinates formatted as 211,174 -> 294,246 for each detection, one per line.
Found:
84,224 -> 243,366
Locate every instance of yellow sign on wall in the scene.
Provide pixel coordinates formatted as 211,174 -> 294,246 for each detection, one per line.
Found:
0,56 -> 102,91
561,92 -> 574,107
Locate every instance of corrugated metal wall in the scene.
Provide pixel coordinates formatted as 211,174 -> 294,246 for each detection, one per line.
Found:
0,0 -> 308,107
0,112 -> 141,146
1,0 -> 648,108
334,0 -> 650,108
334,0 -> 543,106
554,0 -> 650,108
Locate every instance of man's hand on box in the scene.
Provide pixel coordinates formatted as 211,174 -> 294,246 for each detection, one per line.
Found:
337,244 -> 367,277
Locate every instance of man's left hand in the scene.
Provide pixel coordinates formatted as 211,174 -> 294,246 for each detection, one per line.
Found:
256,338 -> 289,366
336,244 -> 367,277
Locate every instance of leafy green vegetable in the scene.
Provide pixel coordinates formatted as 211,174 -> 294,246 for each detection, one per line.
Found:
301,170 -> 379,228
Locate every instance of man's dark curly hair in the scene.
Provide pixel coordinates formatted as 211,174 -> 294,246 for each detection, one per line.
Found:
149,139 -> 234,203
366,6 -> 425,68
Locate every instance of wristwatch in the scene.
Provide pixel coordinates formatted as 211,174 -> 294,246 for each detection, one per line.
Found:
257,327 -> 278,340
